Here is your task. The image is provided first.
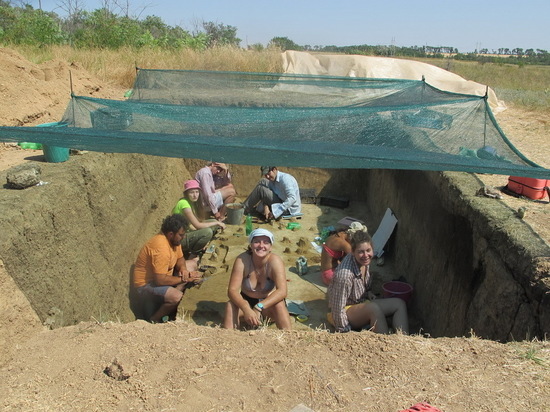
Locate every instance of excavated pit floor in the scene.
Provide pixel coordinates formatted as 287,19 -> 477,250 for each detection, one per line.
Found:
178,202 -> 417,332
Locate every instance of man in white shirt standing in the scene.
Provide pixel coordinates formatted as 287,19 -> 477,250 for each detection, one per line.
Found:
243,166 -> 301,221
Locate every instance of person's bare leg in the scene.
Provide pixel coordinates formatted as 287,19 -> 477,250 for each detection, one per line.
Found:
185,257 -> 199,272
222,301 -> 241,329
374,298 -> 409,334
346,301 -> 390,333
218,186 -> 236,219
218,204 -> 228,220
265,300 -> 292,330
263,204 -> 271,220
220,185 -> 236,202
150,287 -> 183,323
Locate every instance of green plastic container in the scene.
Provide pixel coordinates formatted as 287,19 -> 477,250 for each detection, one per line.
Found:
36,122 -> 70,163
43,145 -> 70,163
18,142 -> 43,150
245,214 -> 253,235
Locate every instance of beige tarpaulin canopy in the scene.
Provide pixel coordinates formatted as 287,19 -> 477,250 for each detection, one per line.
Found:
282,51 -> 505,112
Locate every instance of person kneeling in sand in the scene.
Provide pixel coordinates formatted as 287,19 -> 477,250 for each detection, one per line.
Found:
132,214 -> 202,323
194,161 -> 236,221
243,166 -> 301,221
172,179 -> 225,259
223,228 -> 291,330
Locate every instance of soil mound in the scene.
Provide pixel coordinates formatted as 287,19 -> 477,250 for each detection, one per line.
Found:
0,48 -> 124,127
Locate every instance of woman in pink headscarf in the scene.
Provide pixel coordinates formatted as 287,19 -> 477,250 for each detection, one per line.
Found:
172,179 -> 225,258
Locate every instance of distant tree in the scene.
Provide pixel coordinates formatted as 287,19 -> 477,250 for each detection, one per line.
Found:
72,8 -> 119,47
512,48 -> 524,57
56,0 -> 86,43
140,15 -> 166,38
183,31 -> 208,50
0,5 -> 64,45
248,42 -> 264,51
268,36 -> 302,51
202,20 -> 240,47
56,0 -> 86,17
524,48 -> 535,58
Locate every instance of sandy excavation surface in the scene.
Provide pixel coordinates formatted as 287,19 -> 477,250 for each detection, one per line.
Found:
179,202 -> 399,332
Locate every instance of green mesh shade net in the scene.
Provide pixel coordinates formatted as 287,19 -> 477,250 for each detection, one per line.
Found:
0,68 -> 548,178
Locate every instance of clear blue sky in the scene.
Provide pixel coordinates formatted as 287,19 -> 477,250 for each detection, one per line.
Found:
36,0 -> 550,52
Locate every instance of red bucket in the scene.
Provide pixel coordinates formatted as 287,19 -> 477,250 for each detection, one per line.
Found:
382,281 -> 413,304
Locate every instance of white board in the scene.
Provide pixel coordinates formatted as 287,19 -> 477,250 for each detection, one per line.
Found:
372,208 -> 398,257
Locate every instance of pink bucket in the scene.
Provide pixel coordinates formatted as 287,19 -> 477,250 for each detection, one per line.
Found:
382,281 -> 413,304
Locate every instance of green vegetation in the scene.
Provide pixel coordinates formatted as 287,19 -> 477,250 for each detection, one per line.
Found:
0,1 -> 237,50
268,37 -> 303,51
512,340 -> 549,367
1,1 -> 548,66
315,44 -> 550,66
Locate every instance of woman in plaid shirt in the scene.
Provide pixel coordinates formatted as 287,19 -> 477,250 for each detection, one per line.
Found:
327,230 -> 409,334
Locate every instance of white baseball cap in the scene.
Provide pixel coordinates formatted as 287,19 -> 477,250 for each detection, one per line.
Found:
248,228 -> 274,244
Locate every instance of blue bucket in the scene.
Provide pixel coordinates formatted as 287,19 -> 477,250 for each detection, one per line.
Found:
36,122 -> 70,163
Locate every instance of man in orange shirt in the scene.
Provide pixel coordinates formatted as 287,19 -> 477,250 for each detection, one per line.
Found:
133,214 -> 201,323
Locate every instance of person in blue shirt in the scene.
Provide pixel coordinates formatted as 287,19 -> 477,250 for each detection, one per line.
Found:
243,166 -> 301,221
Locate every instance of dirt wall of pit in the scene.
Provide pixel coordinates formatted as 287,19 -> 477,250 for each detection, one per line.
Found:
360,169 -> 550,340
1,155 -> 548,356
0,153 -> 188,340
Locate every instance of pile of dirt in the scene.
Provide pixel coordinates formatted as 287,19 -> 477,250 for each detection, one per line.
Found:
1,320 -> 548,411
0,47 -> 124,127
0,48 -> 548,411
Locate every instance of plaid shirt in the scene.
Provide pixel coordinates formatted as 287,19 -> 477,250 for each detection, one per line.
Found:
327,253 -> 372,332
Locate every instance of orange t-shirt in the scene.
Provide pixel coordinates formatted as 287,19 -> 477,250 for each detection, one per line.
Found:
133,234 -> 183,288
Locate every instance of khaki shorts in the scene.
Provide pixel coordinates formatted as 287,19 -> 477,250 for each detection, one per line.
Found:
213,190 -> 223,210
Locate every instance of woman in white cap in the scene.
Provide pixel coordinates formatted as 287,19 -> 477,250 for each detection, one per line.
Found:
223,228 -> 291,330
172,179 -> 225,259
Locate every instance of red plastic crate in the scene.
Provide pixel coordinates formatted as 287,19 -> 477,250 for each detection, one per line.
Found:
506,176 -> 549,200
400,402 -> 443,412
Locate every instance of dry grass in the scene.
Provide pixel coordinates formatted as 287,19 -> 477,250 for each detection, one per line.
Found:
14,46 -> 550,111
417,58 -> 550,90
417,58 -> 550,110
13,45 -> 283,88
